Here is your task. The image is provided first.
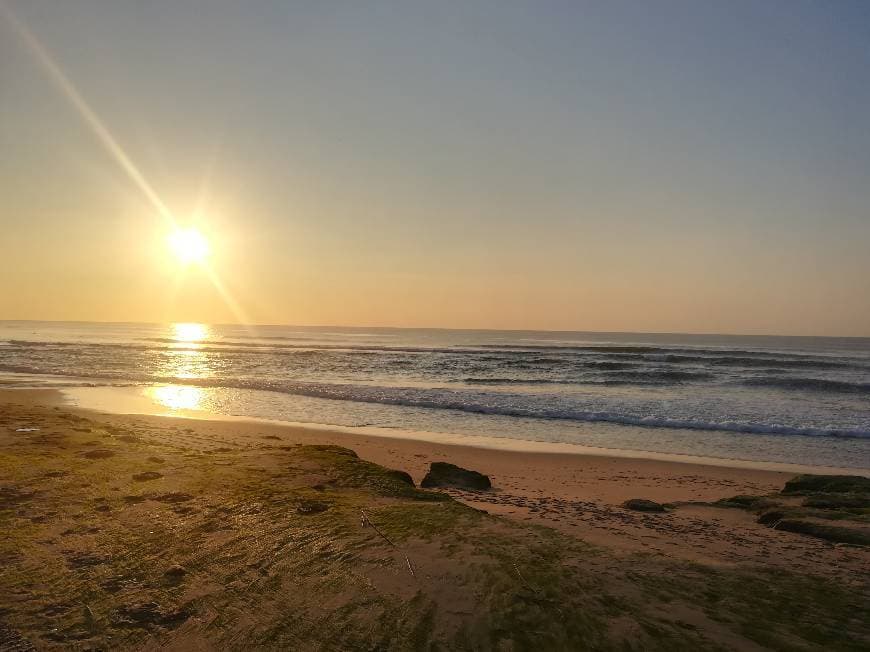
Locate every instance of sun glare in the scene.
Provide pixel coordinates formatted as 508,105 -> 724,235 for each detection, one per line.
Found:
149,385 -> 205,411
172,322 -> 209,342
168,227 -> 209,264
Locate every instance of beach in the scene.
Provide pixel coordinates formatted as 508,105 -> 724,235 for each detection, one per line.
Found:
2,388 -> 868,649
5,1 -> 870,648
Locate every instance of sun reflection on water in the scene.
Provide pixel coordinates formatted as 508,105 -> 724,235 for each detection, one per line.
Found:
162,349 -> 211,379
158,323 -> 214,380
171,322 -> 209,343
149,385 -> 204,411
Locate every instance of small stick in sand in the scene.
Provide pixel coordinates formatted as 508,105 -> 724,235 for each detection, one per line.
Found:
360,509 -> 416,578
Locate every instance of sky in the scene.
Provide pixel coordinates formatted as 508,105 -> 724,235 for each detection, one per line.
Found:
1,1 -> 868,336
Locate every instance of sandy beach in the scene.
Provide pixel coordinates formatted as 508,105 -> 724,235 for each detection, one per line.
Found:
2,388 -> 868,650
5,1 -> 870,648
49,388 -> 869,571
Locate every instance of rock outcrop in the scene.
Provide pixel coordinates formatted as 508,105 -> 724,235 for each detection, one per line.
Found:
421,462 -> 491,490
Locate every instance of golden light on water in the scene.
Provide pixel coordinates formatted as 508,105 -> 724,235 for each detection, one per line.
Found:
162,324 -> 212,378
168,228 -> 210,265
149,385 -> 204,411
172,322 -> 209,342
148,324 -> 212,411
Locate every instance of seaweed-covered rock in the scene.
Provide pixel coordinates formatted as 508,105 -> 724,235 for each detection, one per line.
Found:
715,494 -> 765,509
421,462 -> 491,490
757,510 -> 786,525
782,475 -> 870,495
292,445 -> 446,501
774,520 -> 870,546
802,494 -> 870,509
384,469 -> 415,486
303,445 -> 359,459
622,499 -> 666,513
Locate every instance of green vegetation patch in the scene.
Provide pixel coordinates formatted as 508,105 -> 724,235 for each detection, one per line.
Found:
367,500 -> 481,542
291,445 -> 449,502
714,494 -> 780,510
802,493 -> 870,510
635,564 -> 870,650
783,474 -> 870,495
774,519 -> 870,546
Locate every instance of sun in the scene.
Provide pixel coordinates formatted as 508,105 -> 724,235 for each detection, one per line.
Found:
167,227 -> 209,264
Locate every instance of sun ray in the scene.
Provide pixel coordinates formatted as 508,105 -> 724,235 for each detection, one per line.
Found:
202,263 -> 253,331
2,3 -> 252,330
1,3 -> 176,228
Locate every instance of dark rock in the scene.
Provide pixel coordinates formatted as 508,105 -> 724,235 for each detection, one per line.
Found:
802,494 -> 870,509
132,471 -> 163,481
147,456 -> 165,464
716,494 -> 780,511
295,499 -> 329,515
163,564 -> 187,580
622,499 -> 666,513
774,519 -> 870,546
716,495 -> 763,508
757,510 -> 786,525
421,462 -> 491,490
782,474 -> 870,495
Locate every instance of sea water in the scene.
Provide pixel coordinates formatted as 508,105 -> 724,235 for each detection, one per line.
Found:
1,321 -> 868,470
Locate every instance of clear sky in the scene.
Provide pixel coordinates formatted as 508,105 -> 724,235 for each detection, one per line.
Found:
1,1 -> 868,335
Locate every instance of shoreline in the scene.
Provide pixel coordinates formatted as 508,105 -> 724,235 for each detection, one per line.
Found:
3,386 -> 868,561
0,388 -> 799,508
54,385 -> 868,477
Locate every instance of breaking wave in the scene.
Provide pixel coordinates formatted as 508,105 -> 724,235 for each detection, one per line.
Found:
743,377 -> 870,394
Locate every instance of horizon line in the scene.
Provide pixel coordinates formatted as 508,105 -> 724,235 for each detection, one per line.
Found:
0,318 -> 868,340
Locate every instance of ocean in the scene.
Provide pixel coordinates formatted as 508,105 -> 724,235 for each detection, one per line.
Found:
1,321 -> 868,470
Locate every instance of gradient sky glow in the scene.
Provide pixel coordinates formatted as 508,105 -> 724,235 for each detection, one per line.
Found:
1,1 -> 869,335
